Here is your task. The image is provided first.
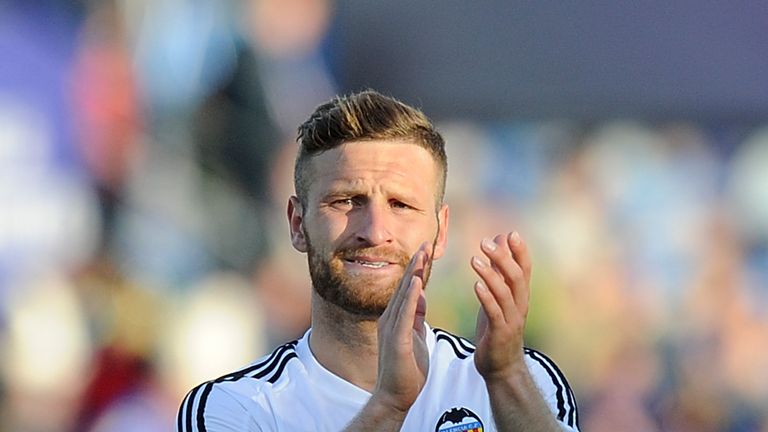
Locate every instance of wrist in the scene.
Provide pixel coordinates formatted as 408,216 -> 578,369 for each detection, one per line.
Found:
367,391 -> 413,419
481,361 -> 532,394
343,392 -> 411,431
481,362 -> 564,431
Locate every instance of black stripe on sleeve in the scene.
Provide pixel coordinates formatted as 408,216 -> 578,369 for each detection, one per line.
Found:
433,328 -> 476,358
195,382 -> 215,432
187,340 -> 300,432
533,348 -> 578,428
435,333 -> 468,359
252,344 -> 296,380
267,352 -> 299,383
176,393 -> 189,432
219,340 -> 298,382
524,348 -> 577,428
434,332 -> 471,359
568,385 -> 579,427
177,390 -> 186,432
452,333 -> 476,353
177,388 -> 190,432
183,384 -> 203,432
525,349 -> 566,421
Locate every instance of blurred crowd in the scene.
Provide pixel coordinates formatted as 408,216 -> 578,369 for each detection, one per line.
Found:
1,1 -> 767,431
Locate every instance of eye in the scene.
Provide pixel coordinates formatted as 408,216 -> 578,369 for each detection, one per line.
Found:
332,198 -> 355,208
390,200 -> 413,210
330,196 -> 364,210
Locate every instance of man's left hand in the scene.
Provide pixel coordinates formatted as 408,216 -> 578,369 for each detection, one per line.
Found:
470,231 -> 532,382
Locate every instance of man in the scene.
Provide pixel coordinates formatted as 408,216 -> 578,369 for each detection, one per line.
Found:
178,90 -> 579,431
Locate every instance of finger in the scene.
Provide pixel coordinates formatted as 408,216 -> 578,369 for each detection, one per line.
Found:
508,232 -> 531,282
507,231 -> 531,309
392,275 -> 423,347
395,244 -> 426,297
383,243 -> 428,322
413,286 -> 427,338
481,236 -> 527,307
473,280 -> 505,329
411,242 -> 431,280
406,243 -> 428,278
385,249 -> 423,319
486,234 -> 507,272
471,254 -> 516,323
401,276 -> 425,332
413,241 -> 430,273
493,233 -> 510,255
475,306 -> 489,337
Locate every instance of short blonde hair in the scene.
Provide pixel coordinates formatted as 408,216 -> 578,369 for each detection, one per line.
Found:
295,90 -> 447,206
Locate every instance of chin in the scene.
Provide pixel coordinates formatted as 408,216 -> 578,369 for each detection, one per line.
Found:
318,278 -> 397,318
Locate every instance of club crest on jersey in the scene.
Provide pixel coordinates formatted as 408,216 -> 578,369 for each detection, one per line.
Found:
435,407 -> 484,432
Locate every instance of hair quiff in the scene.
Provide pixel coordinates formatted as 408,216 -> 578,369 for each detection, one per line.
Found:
294,90 -> 447,206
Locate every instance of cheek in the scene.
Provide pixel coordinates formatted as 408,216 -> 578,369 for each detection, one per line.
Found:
402,218 -> 439,246
308,213 -> 349,248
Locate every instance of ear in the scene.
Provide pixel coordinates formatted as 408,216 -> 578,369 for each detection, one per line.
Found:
432,204 -> 449,260
287,196 -> 308,253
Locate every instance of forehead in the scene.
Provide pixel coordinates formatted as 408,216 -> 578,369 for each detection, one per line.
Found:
305,139 -> 440,198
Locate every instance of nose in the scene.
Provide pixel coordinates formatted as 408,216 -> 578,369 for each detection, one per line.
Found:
355,201 -> 393,247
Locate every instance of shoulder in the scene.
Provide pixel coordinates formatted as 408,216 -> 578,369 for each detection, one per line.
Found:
431,327 -> 476,360
176,340 -> 301,432
523,347 -> 580,431
428,329 -> 579,431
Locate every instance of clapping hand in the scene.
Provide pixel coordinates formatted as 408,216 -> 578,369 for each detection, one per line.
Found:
372,242 -> 432,413
470,232 -> 532,382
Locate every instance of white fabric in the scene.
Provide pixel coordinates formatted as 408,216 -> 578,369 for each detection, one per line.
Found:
178,324 -> 579,431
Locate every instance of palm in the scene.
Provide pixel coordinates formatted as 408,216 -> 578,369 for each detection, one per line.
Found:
470,233 -> 531,380
373,244 -> 432,411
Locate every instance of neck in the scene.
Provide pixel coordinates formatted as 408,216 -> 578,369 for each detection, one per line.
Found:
308,292 -> 381,392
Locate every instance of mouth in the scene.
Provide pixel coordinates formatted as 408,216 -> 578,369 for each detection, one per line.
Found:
336,247 -> 409,275
343,257 -> 394,269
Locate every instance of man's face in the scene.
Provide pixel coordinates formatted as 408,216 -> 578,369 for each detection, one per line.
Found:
288,140 -> 449,318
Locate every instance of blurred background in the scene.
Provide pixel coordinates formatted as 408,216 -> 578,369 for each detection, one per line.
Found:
1,0 -> 767,430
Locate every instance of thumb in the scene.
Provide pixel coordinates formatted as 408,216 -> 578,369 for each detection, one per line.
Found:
413,288 -> 427,339
475,307 -> 489,341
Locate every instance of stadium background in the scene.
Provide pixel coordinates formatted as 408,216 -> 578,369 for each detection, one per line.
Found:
2,1 -> 768,430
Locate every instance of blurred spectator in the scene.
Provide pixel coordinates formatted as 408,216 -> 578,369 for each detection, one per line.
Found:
2,274 -> 90,431
236,0 -> 338,343
71,0 -> 143,255
159,272 -> 266,398
0,0 -> 98,300
242,0 -> 337,136
71,257 -> 168,432
190,16 -> 279,272
728,127 -> 768,305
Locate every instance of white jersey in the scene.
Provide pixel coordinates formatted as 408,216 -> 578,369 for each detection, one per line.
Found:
177,325 -> 579,431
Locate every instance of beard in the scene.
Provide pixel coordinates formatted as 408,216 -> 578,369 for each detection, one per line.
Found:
305,230 -> 435,319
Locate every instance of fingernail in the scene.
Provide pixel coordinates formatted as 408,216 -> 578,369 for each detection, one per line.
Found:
509,231 -> 521,246
481,237 -> 496,252
472,256 -> 487,268
475,280 -> 487,292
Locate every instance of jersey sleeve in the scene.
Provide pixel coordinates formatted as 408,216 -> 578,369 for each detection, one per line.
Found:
524,348 -> 580,431
176,381 -> 267,432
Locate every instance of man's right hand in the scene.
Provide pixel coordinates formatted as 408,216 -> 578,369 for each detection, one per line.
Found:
344,242 -> 431,430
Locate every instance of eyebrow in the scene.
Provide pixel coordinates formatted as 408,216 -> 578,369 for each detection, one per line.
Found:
321,184 -> 424,205
321,182 -> 367,196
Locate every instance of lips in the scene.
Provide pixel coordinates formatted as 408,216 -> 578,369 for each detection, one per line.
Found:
337,247 -> 410,271
343,256 -> 395,268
